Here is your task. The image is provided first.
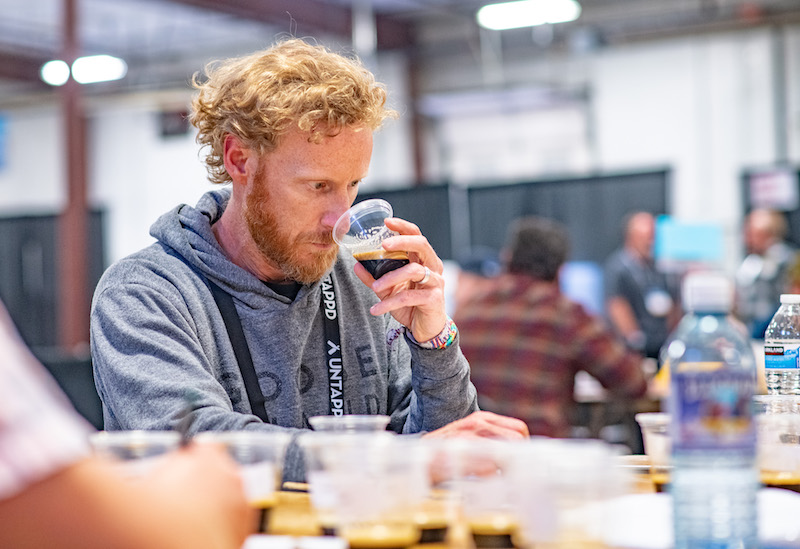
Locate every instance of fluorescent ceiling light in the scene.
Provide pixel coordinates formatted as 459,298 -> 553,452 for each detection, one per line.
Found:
40,54 -> 128,86
71,55 -> 128,84
477,0 -> 582,30
40,60 -> 70,86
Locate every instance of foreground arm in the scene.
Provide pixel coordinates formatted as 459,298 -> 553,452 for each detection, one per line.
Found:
0,444 -> 252,549
351,218 -> 479,432
1,299 -> 252,548
352,220 -> 528,439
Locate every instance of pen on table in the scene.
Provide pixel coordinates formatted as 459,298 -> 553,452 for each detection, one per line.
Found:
176,389 -> 201,447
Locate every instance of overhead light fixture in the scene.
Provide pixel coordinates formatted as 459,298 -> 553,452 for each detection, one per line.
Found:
71,55 -> 128,84
477,0 -> 582,31
40,54 -> 128,86
40,60 -> 71,87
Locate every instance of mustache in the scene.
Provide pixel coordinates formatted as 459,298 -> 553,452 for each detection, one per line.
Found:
302,231 -> 337,246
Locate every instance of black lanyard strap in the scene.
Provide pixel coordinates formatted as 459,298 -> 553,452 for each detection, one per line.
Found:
320,274 -> 344,416
206,275 -> 344,421
207,279 -> 269,422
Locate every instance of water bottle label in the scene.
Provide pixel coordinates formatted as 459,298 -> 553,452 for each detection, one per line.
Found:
764,344 -> 800,369
671,367 -> 756,452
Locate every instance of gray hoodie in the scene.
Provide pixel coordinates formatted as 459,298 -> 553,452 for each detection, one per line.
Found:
90,188 -> 478,479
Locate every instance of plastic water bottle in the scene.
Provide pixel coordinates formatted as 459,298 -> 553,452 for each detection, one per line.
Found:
662,272 -> 758,549
764,294 -> 800,395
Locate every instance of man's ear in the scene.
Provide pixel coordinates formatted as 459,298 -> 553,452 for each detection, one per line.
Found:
223,134 -> 252,184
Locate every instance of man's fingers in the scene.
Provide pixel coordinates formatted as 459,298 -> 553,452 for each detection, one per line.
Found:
473,411 -> 531,437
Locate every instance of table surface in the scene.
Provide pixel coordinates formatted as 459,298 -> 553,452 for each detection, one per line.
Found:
258,474 -> 800,549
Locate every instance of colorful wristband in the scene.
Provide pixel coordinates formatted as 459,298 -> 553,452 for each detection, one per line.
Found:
407,317 -> 458,350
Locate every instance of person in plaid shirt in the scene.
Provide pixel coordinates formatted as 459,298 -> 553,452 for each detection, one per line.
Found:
454,216 -> 648,439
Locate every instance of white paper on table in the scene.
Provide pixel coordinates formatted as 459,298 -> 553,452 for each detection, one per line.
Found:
597,488 -> 800,549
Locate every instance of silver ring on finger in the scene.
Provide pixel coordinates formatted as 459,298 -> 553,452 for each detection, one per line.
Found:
416,266 -> 431,286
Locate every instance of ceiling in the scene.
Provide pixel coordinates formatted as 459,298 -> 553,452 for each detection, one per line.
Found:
1,0 -> 800,103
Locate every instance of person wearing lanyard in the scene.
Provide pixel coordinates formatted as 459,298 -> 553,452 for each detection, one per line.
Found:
90,39 -> 529,482
604,211 -> 680,361
0,300 -> 252,549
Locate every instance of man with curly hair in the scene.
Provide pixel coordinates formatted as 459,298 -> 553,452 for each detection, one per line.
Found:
90,39 -> 527,480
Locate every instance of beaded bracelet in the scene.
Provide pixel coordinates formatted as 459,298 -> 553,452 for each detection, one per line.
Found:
407,317 -> 458,350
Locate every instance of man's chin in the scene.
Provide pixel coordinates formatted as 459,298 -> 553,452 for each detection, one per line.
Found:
289,253 -> 337,284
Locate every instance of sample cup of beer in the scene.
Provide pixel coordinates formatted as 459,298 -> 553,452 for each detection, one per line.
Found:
337,437 -> 424,549
754,395 -> 800,491
433,439 -> 521,549
308,414 -> 390,433
634,412 -> 671,491
332,199 -> 409,279
510,438 -> 630,549
89,430 -> 181,477
301,432 -> 421,547
196,431 -> 290,534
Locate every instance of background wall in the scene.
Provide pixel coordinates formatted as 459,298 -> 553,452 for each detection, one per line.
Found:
0,25 -> 797,275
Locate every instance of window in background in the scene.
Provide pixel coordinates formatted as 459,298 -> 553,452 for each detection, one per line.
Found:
560,260 -> 604,316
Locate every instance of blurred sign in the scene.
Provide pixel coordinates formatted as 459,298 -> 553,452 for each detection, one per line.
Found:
655,216 -> 723,271
749,167 -> 799,211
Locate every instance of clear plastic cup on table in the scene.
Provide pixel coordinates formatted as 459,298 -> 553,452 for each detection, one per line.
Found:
509,437 -> 631,549
299,432 -> 424,548
89,430 -> 181,477
332,199 -> 409,280
308,414 -> 390,433
634,412 -> 672,491
430,438 -> 522,549
753,395 -> 800,491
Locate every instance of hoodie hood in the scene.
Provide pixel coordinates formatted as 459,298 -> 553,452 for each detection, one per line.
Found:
148,187 -> 333,309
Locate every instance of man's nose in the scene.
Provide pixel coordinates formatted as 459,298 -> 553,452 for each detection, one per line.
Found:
323,193 -> 355,230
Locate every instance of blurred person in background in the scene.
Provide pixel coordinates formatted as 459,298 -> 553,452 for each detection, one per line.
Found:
444,246 -> 501,318
735,208 -> 795,338
784,252 -> 800,295
604,211 -> 680,361
0,300 -> 252,549
454,216 -> 648,439
90,38 -> 528,483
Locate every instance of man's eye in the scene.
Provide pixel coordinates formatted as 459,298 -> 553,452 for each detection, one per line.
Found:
312,182 -> 326,190
351,180 -> 361,188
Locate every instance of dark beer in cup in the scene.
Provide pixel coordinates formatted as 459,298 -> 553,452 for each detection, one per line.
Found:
353,250 -> 410,279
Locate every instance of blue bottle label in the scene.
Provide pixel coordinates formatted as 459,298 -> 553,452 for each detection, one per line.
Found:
672,367 -> 756,452
764,344 -> 800,369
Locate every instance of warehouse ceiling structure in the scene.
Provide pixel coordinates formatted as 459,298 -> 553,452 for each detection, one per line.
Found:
1,0 -> 800,104
1,0 -> 799,348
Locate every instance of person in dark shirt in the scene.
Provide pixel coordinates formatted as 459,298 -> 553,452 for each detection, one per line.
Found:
604,212 -> 680,359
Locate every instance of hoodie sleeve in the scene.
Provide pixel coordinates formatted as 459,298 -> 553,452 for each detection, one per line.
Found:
380,315 -> 478,434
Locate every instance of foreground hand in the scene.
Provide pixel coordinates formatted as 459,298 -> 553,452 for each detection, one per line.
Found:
355,217 -> 447,343
150,442 -> 254,542
422,410 -> 530,440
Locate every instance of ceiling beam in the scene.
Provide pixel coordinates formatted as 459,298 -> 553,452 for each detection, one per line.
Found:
0,50 -> 50,85
165,0 -> 413,50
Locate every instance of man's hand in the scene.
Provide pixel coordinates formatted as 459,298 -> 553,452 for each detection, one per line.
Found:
150,442 -> 255,542
422,411 -> 530,440
355,217 -> 447,343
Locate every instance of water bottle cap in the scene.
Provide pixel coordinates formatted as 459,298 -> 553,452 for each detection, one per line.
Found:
780,294 -> 800,304
682,271 -> 732,312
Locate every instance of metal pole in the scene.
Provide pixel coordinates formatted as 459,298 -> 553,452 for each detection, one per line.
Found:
772,25 -> 788,163
58,0 -> 90,350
